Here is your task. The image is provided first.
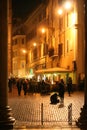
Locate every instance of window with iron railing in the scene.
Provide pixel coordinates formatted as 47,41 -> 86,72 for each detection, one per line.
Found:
48,47 -> 54,57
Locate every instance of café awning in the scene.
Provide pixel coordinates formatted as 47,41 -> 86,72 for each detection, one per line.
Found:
35,67 -> 72,74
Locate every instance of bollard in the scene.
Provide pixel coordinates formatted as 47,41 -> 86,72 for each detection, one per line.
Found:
68,103 -> 72,125
41,103 -> 43,125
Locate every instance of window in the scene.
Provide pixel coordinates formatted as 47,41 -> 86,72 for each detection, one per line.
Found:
59,18 -> 63,31
12,40 -> 14,45
33,47 -> 37,60
38,45 -> 41,57
43,43 -> 48,56
15,39 -> 17,45
58,43 -> 63,58
22,38 -> 24,44
12,39 -> 17,45
13,51 -> 18,57
48,47 -> 54,57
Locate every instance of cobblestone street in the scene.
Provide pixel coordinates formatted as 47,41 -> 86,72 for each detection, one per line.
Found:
8,88 -> 84,129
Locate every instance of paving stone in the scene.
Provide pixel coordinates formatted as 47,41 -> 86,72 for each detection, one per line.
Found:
8,89 -> 84,130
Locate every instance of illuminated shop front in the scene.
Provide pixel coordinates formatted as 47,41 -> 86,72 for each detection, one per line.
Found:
35,67 -> 76,85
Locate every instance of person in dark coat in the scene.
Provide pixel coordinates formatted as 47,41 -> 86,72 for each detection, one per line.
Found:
8,78 -> 13,92
67,77 -> 72,96
58,79 -> 65,106
22,79 -> 28,96
50,93 -> 59,104
16,79 -> 22,96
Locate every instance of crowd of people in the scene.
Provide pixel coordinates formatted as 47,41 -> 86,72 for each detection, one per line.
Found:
8,77 -> 73,95
8,76 -> 85,108
8,78 -> 51,96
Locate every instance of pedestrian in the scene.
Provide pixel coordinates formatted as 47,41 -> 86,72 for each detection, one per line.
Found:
50,93 -> 59,104
16,78 -> 22,96
8,78 -> 13,92
67,77 -> 72,96
22,79 -> 28,96
41,80 -> 46,94
58,79 -> 65,107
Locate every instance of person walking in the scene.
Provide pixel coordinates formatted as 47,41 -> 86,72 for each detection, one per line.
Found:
22,79 -> 28,96
8,78 -> 13,93
58,79 -> 65,107
16,78 -> 22,96
67,77 -> 72,96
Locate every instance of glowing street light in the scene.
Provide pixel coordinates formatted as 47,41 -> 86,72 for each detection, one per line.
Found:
22,49 -> 27,54
64,1 -> 72,10
33,42 -> 37,47
57,1 -> 72,16
41,28 -> 46,34
57,8 -> 63,15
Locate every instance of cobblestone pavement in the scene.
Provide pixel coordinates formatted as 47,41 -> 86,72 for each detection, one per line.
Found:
13,127 -> 80,130
8,88 -> 84,130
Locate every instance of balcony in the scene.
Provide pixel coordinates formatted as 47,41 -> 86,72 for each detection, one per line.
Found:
48,47 -> 58,58
48,47 -> 54,57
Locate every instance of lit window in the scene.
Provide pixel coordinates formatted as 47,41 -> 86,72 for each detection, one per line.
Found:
22,38 -> 24,44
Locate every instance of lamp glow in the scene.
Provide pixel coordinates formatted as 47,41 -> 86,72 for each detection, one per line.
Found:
33,42 -> 37,47
57,9 -> 63,15
42,28 -> 46,34
64,1 -> 72,10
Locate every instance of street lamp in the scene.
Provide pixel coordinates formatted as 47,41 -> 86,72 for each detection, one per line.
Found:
41,27 -> 46,43
41,28 -> 46,34
33,42 -> 37,47
64,1 -> 72,10
57,8 -> 63,15
57,0 -> 72,15
22,49 -> 27,54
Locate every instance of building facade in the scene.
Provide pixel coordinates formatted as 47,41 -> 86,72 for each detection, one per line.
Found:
12,0 -> 85,87
12,34 -> 26,77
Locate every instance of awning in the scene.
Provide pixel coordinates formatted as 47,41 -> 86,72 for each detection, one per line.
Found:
35,67 -> 72,74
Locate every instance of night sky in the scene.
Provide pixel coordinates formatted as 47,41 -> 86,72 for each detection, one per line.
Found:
12,0 -> 43,19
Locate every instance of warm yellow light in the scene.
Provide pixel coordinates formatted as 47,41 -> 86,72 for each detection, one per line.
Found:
57,9 -> 63,15
22,49 -> 27,54
33,42 -> 37,47
41,28 -> 46,34
64,1 -> 72,10
72,13 -> 77,25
